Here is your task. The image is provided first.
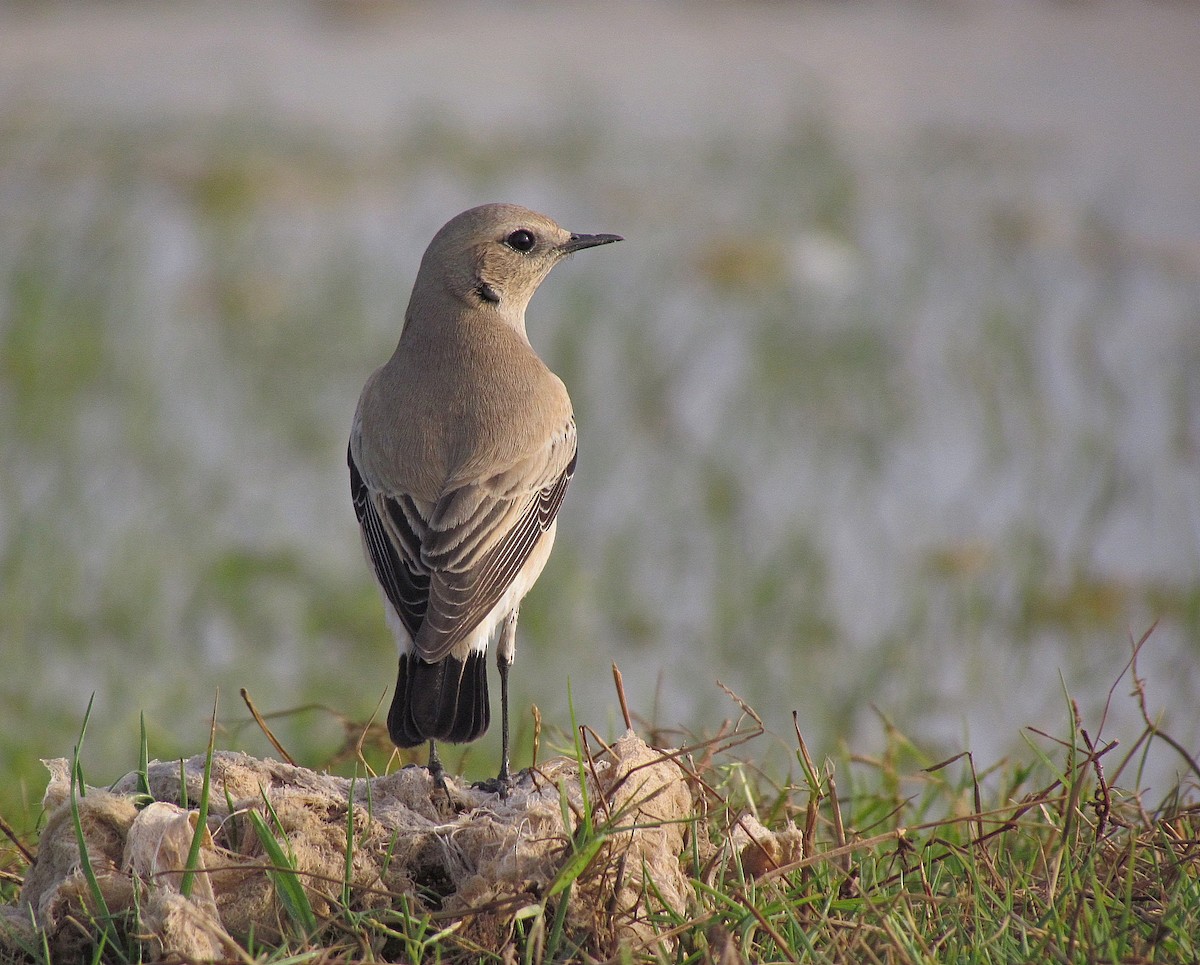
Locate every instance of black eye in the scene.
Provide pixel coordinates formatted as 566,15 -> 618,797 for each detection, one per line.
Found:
505,229 -> 536,252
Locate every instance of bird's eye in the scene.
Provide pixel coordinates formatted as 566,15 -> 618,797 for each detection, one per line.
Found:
505,229 -> 536,252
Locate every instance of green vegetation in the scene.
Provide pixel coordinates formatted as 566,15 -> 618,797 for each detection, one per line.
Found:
0,650 -> 1196,962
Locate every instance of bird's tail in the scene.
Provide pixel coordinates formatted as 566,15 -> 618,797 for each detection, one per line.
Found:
388,652 -> 490,747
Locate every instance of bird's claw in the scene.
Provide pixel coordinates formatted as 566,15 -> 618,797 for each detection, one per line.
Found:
426,761 -> 455,808
473,772 -> 514,799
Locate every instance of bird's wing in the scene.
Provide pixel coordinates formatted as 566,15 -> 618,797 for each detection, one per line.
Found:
349,441 -> 429,640
414,420 -> 576,661
351,420 -> 576,661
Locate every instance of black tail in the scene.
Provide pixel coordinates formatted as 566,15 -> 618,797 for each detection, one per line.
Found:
388,652 -> 490,748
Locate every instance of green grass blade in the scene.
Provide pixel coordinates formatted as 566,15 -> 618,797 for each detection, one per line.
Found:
343,770 -> 357,909
248,806 -> 317,936
544,880 -> 572,959
69,695 -> 127,962
179,692 -> 218,899
136,712 -> 151,801
547,834 -> 605,900
564,679 -> 593,838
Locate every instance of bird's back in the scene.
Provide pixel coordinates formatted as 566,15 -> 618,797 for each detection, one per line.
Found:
354,313 -> 572,503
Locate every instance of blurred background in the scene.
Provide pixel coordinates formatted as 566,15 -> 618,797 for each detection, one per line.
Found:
1,0 -> 1198,824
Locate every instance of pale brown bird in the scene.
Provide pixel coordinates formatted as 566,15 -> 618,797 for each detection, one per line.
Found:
349,203 -> 621,792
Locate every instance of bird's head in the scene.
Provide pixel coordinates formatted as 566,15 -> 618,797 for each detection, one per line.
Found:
412,203 -> 622,334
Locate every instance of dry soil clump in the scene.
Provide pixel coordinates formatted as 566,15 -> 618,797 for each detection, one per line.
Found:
2,732 -> 693,961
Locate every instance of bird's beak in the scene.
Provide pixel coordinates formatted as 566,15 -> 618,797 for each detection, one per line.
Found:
559,232 -> 624,254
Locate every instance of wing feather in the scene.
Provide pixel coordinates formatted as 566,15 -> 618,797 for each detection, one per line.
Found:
349,443 -> 429,639
350,421 -> 576,661
416,442 -> 576,659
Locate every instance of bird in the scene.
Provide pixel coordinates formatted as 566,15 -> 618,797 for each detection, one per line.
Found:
348,203 -> 621,793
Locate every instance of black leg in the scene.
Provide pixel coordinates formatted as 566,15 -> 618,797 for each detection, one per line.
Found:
427,739 -> 450,801
498,654 -> 511,786
473,611 -> 518,798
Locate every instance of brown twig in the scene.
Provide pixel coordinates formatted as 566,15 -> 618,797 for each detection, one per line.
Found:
732,887 -> 802,964
793,713 -> 823,877
716,680 -> 765,730
0,811 -> 35,864
353,689 -> 389,778
1080,727 -> 1111,839
596,718 -> 763,810
1128,624 -> 1200,783
578,726 -> 616,824
826,759 -> 852,880
925,750 -> 990,871
531,704 -> 542,769
612,662 -> 633,731
240,688 -> 297,766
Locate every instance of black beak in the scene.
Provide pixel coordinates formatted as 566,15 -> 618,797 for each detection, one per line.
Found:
560,232 -> 624,254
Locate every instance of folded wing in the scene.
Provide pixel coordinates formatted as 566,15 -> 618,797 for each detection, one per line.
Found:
349,421 -> 576,658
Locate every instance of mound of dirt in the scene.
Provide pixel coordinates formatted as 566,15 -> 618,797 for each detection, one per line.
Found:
2,732 -> 693,961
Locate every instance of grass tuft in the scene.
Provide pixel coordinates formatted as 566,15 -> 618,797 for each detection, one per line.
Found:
247,802 -> 319,940
1,658 -> 1198,963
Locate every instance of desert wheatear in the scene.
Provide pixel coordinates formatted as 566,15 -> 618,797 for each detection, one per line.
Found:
349,203 -> 621,792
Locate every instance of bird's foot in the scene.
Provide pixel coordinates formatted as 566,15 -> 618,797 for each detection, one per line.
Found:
426,760 -> 455,808
473,771 -> 514,799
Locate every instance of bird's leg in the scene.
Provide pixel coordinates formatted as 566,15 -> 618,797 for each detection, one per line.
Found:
475,608 -> 519,797
427,739 -> 453,806
498,646 -> 512,784
496,608 -> 519,788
